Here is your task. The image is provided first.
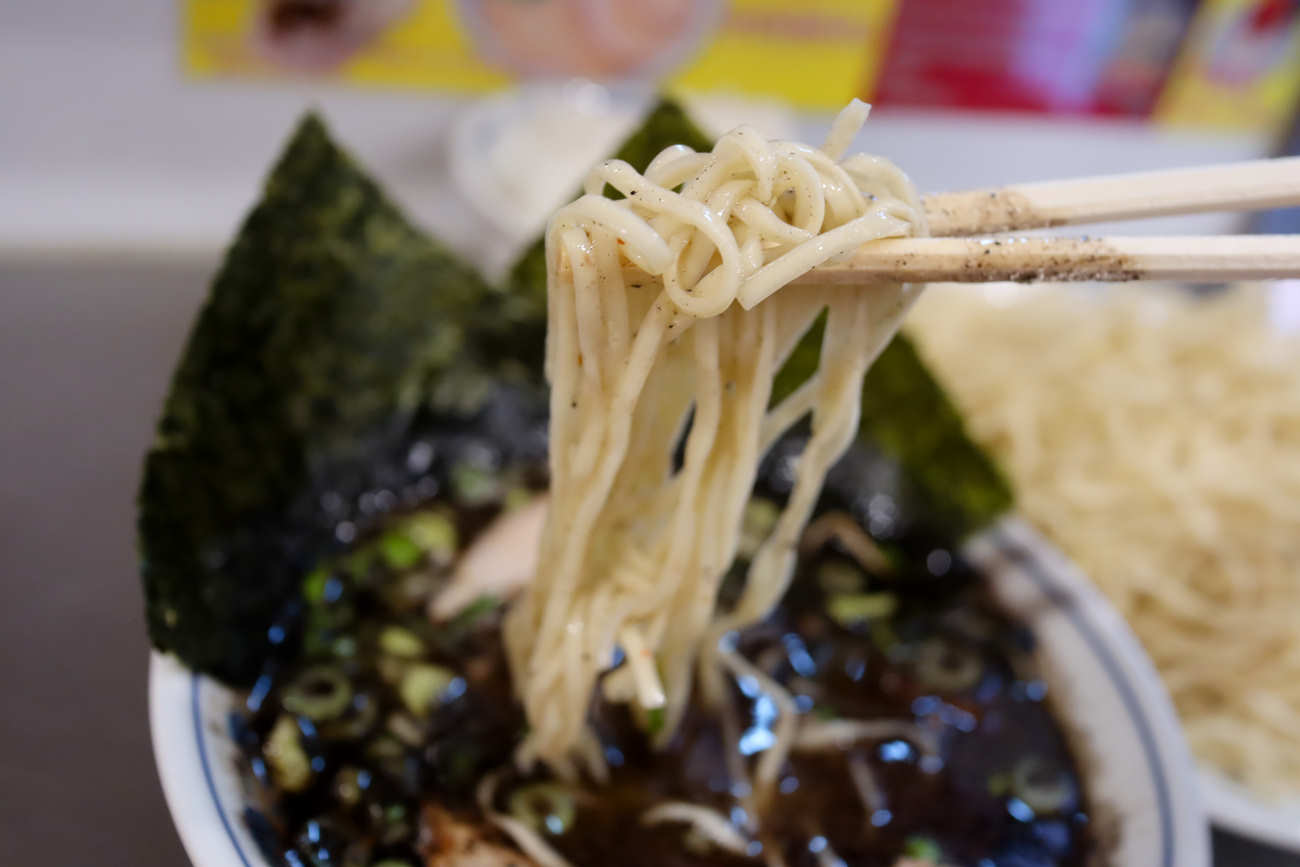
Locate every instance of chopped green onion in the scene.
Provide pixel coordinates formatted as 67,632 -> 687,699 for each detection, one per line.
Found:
915,638 -> 984,692
504,486 -> 534,512
302,567 -> 331,604
870,622 -> 900,655
398,662 -> 455,717
378,625 -> 425,658
376,656 -> 405,687
450,463 -> 501,506
332,767 -> 365,806
380,571 -> 438,613
282,664 -> 352,721
817,560 -> 864,595
645,706 -> 666,736
738,498 -> 780,558
902,835 -> 942,863
385,712 -> 425,747
447,595 -> 501,636
378,803 -> 412,845
827,592 -> 898,626
507,783 -> 577,835
364,735 -> 403,761
400,512 -> 458,564
264,714 -> 311,792
1011,755 -> 1075,814
378,531 -> 423,571
341,548 -> 377,581
301,602 -> 356,656
321,696 -> 378,741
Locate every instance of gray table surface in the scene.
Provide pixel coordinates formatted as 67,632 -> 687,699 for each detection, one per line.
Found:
0,259 -> 1293,867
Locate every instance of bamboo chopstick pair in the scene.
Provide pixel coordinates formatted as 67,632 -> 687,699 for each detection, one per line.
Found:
797,157 -> 1300,285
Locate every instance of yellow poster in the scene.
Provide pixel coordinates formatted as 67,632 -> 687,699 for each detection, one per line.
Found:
182,0 -> 897,110
1155,0 -> 1300,133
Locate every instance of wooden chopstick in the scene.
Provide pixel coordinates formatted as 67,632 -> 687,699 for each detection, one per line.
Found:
922,157 -> 1300,237
796,235 -> 1300,285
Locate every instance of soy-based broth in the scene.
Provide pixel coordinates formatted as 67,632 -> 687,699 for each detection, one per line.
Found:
233,420 -> 1096,867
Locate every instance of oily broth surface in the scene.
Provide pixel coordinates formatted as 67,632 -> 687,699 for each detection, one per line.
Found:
229,401 -> 1096,867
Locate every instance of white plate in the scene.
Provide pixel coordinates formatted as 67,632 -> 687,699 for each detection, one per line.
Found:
150,515 -> 1209,867
1200,770 -> 1300,853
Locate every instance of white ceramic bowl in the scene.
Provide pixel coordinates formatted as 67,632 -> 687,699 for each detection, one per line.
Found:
1199,769 -> 1300,853
150,515 -> 1210,867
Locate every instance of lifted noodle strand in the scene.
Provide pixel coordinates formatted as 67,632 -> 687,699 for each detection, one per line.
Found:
505,100 -> 925,775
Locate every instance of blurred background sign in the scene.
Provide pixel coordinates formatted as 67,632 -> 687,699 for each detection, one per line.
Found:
874,0 -> 1197,116
1156,0 -> 1300,132
183,0 -> 1300,134
183,0 -> 895,110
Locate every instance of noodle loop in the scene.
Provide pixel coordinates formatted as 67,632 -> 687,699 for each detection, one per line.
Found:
505,101 -> 925,774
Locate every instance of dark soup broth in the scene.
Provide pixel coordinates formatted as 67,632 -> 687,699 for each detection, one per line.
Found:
232,429 -> 1098,867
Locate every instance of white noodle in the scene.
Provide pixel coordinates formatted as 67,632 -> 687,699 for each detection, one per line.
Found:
641,802 -> 753,855
794,719 -> 939,756
908,283 -> 1300,799
504,100 -> 924,776
717,646 -> 800,796
476,771 -> 574,867
800,511 -> 893,574
815,845 -> 849,867
848,754 -> 886,816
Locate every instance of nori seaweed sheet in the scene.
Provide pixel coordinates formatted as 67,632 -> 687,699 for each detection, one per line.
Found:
140,102 -> 1010,685
138,114 -> 536,683
507,99 -> 1013,538
771,314 -> 1013,537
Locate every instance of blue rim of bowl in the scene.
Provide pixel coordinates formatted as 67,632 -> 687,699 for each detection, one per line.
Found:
991,527 -> 1173,867
193,675 -> 255,867
188,522 -> 1178,867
